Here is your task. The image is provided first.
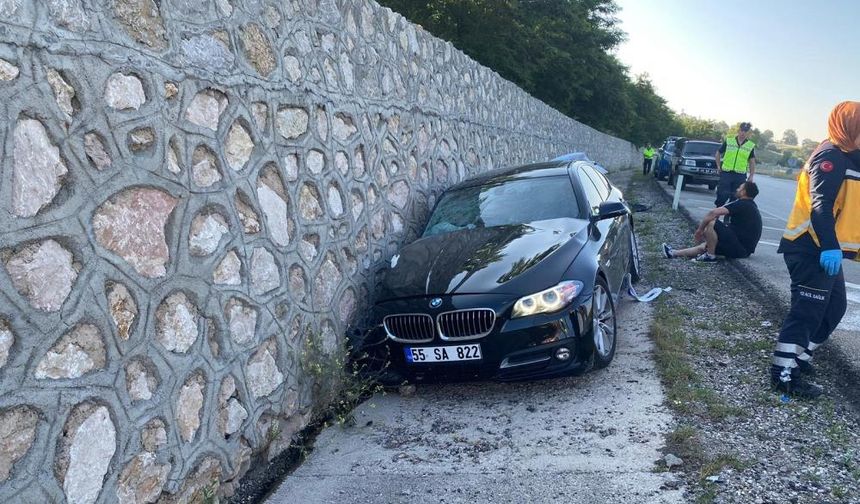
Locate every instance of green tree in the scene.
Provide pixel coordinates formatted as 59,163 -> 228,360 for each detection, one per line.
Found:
678,115 -> 726,141
760,129 -> 774,147
782,129 -> 798,146
378,0 -> 674,144
625,74 -> 682,146
801,138 -> 819,159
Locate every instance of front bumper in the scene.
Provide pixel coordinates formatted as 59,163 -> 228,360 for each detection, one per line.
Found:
369,293 -> 595,383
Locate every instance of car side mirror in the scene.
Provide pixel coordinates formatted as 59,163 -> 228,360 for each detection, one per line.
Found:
592,201 -> 629,222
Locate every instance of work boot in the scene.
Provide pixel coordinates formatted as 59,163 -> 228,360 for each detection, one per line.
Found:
771,375 -> 824,400
797,360 -> 817,377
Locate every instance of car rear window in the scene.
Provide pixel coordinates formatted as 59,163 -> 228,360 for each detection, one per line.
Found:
422,176 -> 581,237
683,142 -> 719,156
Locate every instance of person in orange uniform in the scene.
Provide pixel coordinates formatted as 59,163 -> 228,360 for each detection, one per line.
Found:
771,101 -> 860,399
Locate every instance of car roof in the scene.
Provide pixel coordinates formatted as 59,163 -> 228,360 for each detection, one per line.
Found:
447,160 -> 572,190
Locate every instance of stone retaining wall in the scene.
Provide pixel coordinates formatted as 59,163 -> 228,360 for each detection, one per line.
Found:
0,0 -> 640,502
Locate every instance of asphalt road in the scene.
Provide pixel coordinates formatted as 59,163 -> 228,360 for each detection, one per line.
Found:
657,174 -> 860,372
265,301 -> 683,504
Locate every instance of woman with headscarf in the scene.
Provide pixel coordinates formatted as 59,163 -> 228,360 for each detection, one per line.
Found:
771,101 -> 860,399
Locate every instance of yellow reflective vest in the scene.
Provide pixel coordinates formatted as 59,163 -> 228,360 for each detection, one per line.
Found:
643,147 -> 655,159
722,137 -> 755,173
783,145 -> 860,257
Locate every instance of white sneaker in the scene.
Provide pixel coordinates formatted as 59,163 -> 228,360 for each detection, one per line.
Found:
693,253 -> 717,263
661,243 -> 674,259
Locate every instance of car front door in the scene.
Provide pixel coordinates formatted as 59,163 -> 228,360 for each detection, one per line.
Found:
581,165 -> 628,293
577,165 -> 626,294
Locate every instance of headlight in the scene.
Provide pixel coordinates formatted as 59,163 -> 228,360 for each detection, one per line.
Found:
512,280 -> 584,318
683,159 -> 696,166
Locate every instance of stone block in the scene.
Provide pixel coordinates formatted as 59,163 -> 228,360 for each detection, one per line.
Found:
186,89 -> 228,131
246,338 -> 283,398
107,282 -> 137,341
189,211 -> 229,256
5,239 -> 77,312
213,250 -> 242,285
115,452 -> 171,504
155,292 -> 199,353
58,404 -> 116,504
35,324 -> 106,380
113,0 -> 167,49
176,373 -> 205,443
0,406 -> 38,482
11,118 -> 68,217
93,187 -> 178,278
240,24 -> 275,77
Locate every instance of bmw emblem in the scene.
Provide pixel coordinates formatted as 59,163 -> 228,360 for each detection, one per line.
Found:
429,298 -> 443,309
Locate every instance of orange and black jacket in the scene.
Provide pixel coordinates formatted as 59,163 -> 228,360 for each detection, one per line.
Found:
780,140 -> 860,260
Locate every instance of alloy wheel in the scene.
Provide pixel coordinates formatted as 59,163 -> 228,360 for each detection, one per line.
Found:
593,283 -> 615,359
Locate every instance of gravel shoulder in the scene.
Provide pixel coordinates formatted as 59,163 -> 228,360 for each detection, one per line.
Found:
629,172 -> 860,503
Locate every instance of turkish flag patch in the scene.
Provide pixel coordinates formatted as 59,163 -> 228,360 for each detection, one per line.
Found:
820,161 -> 834,173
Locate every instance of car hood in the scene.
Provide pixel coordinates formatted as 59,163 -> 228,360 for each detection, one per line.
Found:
378,218 -> 590,300
682,155 -> 717,160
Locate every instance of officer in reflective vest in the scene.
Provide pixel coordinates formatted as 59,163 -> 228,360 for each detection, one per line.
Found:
642,145 -> 655,175
715,123 -> 756,207
771,101 -> 860,399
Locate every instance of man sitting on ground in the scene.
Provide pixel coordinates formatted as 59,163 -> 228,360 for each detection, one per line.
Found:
661,181 -> 762,262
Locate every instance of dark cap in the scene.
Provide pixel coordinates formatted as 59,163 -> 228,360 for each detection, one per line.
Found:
739,122 -> 752,131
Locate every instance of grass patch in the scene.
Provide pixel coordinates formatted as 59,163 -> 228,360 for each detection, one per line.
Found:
665,425 -> 707,467
716,319 -> 748,335
700,454 -> 747,479
650,300 -> 743,420
730,338 -> 773,356
695,485 -> 718,504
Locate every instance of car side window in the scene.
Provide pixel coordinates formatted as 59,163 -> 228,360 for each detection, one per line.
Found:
576,170 -> 604,211
581,165 -> 611,199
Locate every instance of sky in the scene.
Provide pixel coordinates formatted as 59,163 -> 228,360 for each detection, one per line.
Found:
613,0 -> 859,142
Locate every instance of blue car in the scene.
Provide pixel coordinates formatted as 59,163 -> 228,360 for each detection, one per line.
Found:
654,137 -> 682,181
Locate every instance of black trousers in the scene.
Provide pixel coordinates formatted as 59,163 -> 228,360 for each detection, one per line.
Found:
714,171 -> 746,207
642,158 -> 653,175
771,253 -> 847,379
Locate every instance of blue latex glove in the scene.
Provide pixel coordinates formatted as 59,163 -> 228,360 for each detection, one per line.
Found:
820,249 -> 842,276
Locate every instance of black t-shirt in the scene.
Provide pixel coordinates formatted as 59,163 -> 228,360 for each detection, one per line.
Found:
719,137 -> 756,159
725,199 -> 762,254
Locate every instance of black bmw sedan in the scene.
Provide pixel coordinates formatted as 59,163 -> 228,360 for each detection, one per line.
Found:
365,160 -> 640,383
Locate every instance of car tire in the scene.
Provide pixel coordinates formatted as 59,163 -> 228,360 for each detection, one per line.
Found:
591,276 -> 617,369
708,183 -> 717,191
629,227 -> 641,284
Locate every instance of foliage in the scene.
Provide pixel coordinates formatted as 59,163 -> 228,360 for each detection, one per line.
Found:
299,326 -> 386,427
378,0 -> 679,146
777,148 -> 804,168
677,115 -> 728,141
782,129 -> 799,145
801,138 -> 819,159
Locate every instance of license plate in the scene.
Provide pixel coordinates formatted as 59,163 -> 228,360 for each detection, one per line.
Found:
405,344 -> 482,363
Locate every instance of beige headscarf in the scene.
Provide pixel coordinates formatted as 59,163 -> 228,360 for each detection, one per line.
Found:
828,101 -> 860,152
